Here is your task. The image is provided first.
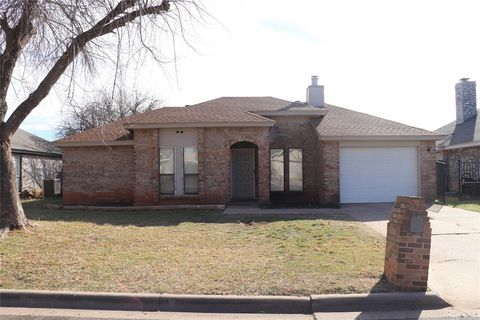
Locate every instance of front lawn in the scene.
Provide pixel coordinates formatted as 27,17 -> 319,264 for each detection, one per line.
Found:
0,200 -> 389,295
444,196 -> 480,213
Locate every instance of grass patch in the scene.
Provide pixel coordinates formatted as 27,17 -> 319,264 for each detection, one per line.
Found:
444,196 -> 480,213
0,200 -> 390,295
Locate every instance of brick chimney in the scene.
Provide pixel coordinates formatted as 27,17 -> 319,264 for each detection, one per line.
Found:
306,75 -> 324,107
456,78 -> 477,124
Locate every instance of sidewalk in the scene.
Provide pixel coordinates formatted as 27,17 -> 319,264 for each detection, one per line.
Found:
345,203 -> 480,315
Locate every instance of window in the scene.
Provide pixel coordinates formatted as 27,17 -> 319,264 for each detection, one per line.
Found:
183,147 -> 198,194
289,149 -> 303,191
159,148 -> 175,194
13,155 -> 21,191
270,149 -> 284,191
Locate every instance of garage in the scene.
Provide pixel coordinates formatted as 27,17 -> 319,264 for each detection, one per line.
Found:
339,147 -> 419,203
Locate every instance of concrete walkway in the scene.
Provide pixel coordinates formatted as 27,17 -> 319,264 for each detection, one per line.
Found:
345,203 -> 480,314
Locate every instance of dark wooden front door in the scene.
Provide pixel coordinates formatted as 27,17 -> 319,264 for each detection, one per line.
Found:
231,149 -> 255,200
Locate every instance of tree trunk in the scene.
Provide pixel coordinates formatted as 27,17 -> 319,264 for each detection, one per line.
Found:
0,129 -> 29,231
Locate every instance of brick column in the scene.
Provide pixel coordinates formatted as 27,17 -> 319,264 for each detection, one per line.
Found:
133,129 -> 159,205
384,196 -> 432,291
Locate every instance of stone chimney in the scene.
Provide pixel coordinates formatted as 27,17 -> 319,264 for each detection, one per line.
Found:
306,75 -> 324,107
456,78 -> 477,124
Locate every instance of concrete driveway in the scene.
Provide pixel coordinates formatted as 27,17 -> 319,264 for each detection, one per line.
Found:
345,203 -> 480,313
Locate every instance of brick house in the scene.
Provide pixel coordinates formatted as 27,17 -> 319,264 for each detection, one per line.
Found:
12,129 -> 62,195
56,77 -> 442,206
436,79 -> 479,192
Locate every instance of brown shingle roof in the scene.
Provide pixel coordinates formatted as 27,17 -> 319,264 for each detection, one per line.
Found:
13,129 -> 62,156
56,97 -> 440,144
57,109 -> 158,143
125,105 -> 273,125
317,105 -> 438,137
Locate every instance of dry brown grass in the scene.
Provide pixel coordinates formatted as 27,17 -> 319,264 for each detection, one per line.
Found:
0,200 -> 390,295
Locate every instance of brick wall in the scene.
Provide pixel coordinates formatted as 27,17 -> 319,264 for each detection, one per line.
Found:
200,127 -> 270,204
62,146 -> 134,205
419,141 -> 437,201
384,196 -> 431,291
319,140 -> 339,205
133,129 -> 159,205
268,116 -> 320,204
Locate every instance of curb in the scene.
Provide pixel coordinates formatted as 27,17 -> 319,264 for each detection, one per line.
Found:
311,292 -> 451,313
0,290 -> 310,314
0,290 -> 450,314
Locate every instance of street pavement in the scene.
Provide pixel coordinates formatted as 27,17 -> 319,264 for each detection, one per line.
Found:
0,307 -> 314,320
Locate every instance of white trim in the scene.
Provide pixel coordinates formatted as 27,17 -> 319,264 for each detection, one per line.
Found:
339,141 -> 421,147
123,121 -> 274,129
441,140 -> 480,150
55,140 -> 134,147
254,110 -> 328,117
320,135 -> 444,141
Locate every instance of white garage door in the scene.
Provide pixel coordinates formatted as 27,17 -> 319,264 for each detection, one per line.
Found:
339,147 -> 419,203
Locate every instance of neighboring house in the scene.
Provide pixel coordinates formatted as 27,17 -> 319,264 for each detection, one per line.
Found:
12,129 -> 63,195
436,79 -> 478,192
56,77 -> 443,206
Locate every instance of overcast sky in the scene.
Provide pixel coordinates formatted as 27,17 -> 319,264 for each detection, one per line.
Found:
14,0 -> 480,141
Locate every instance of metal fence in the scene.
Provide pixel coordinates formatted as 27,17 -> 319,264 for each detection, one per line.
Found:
458,160 -> 480,200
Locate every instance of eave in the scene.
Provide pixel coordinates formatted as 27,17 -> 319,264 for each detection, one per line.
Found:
319,134 -> 446,141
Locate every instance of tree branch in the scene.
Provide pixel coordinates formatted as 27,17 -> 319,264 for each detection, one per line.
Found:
5,0 -> 171,135
0,1 -> 38,123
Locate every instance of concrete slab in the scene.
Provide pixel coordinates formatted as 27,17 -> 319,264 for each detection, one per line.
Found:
427,206 -> 480,312
314,308 -> 472,320
342,203 -> 480,313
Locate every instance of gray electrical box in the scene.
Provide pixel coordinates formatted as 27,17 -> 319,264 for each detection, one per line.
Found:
43,179 -> 61,197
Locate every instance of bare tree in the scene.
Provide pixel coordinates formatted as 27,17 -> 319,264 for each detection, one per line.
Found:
0,0 -> 205,234
57,87 -> 160,137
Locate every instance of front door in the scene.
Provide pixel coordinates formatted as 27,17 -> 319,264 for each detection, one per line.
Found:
231,149 -> 255,200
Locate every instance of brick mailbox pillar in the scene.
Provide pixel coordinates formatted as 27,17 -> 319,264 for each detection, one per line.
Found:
384,196 -> 432,291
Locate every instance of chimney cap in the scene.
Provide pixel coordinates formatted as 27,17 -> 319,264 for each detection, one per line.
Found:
311,75 -> 318,86
460,77 -> 470,82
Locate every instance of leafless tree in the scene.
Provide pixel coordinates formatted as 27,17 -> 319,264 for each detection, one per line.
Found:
0,0 -> 206,234
57,87 -> 160,137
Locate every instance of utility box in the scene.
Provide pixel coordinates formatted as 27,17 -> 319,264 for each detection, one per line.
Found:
43,179 -> 62,197
384,196 -> 432,291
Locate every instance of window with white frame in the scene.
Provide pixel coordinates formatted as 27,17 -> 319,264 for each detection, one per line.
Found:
159,148 -> 175,194
288,148 -> 303,191
270,149 -> 284,191
183,147 -> 198,194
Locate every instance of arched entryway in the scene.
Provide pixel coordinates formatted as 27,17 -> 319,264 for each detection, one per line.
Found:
230,141 -> 258,201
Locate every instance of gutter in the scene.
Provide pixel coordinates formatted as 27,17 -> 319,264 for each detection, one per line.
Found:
319,134 -> 446,141
12,149 -> 62,158
438,140 -> 480,151
122,121 -> 275,129
55,140 -> 134,147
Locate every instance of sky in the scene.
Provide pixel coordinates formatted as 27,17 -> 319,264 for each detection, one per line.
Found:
10,0 -> 480,141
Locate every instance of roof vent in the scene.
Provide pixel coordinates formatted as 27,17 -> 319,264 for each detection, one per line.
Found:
306,75 -> 324,107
